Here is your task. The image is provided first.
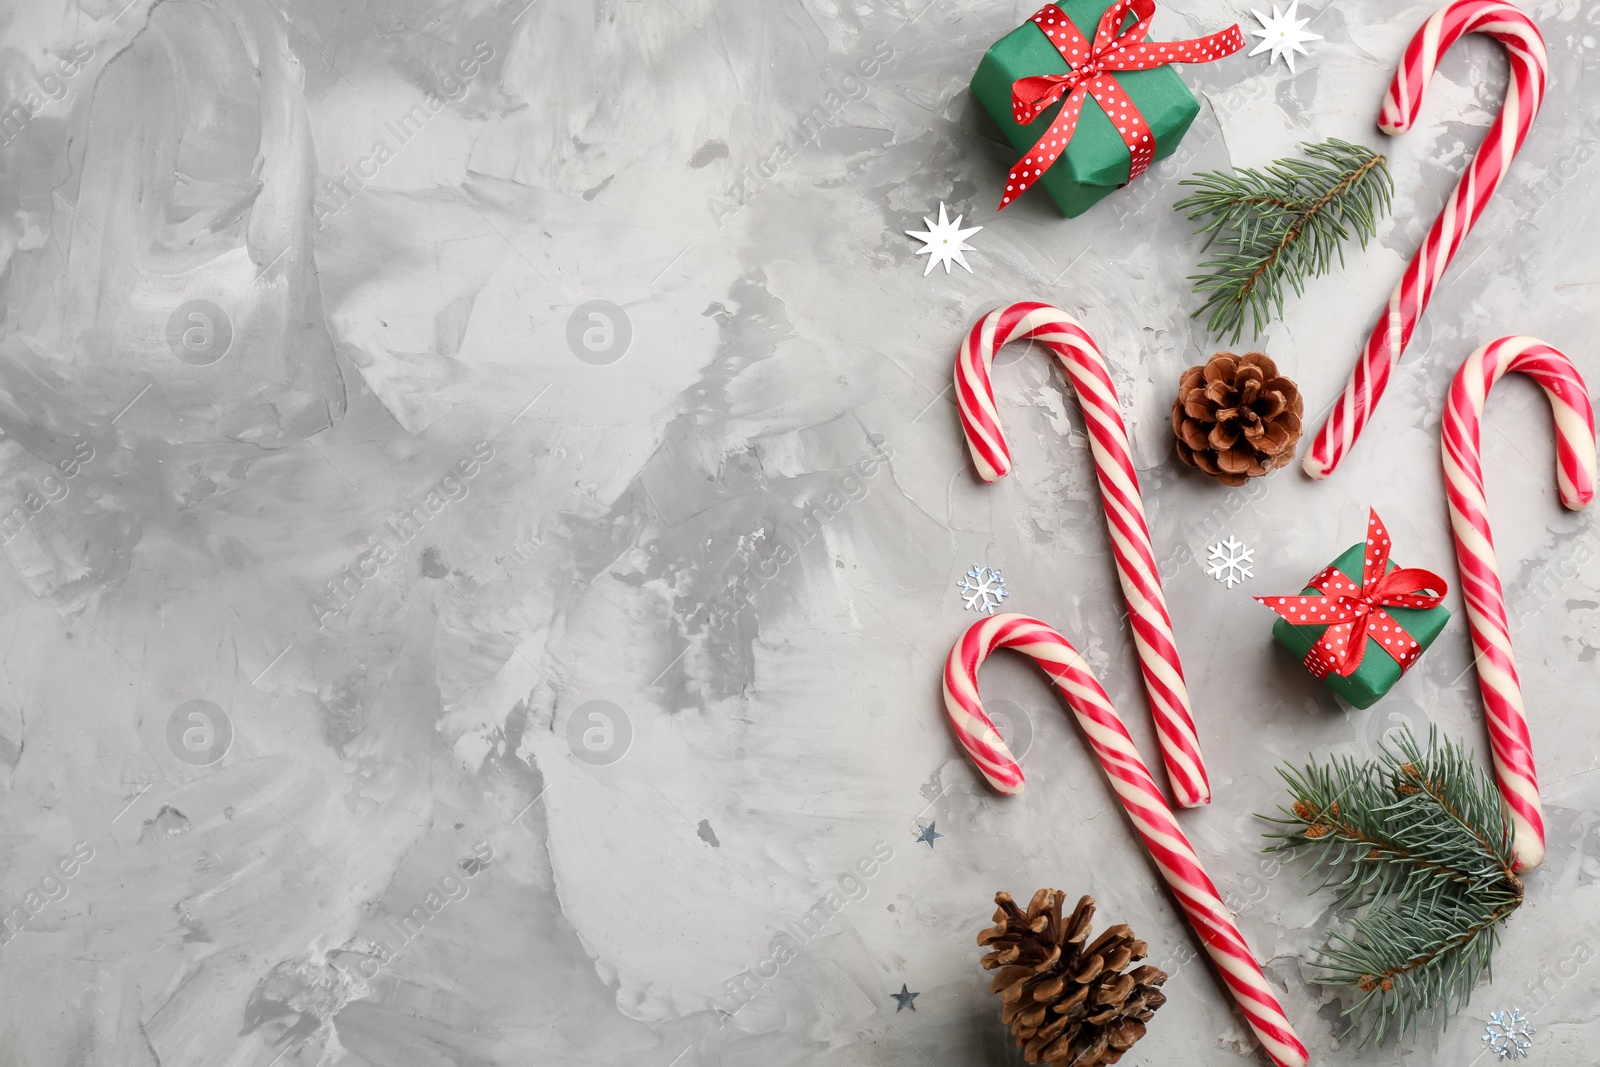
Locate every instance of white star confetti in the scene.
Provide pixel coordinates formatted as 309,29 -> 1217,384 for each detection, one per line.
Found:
957,565 -> 1009,614
1483,1009 -> 1535,1061
905,202 -> 982,277
1249,1 -> 1322,73
1205,537 -> 1255,588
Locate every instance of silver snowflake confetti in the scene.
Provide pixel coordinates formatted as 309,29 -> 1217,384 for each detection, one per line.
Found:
958,565 -> 1009,614
1483,1009 -> 1535,1061
1249,0 -> 1322,73
905,202 -> 982,276
1205,537 -> 1255,588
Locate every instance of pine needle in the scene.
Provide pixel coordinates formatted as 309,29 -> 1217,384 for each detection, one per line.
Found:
1260,726 -> 1522,1047
1176,138 -> 1393,344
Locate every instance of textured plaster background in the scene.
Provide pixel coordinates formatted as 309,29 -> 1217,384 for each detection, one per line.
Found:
0,0 -> 1597,1064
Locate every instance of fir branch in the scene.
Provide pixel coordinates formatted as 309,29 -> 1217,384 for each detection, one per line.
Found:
1176,138 -> 1393,344
1260,726 -> 1521,1047
1317,894 -> 1518,1045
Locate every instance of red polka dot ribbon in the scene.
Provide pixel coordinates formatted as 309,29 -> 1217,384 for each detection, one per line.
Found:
1254,510 -> 1449,680
1000,0 -> 1244,210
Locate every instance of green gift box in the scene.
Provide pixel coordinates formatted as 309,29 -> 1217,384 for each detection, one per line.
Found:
970,0 -> 1217,217
1262,524 -> 1452,711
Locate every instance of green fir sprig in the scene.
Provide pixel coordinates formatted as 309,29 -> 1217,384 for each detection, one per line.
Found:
1261,726 -> 1522,1047
1176,138 -> 1393,344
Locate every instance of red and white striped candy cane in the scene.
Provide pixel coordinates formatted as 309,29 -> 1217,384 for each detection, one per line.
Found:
1442,337 -> 1596,872
1304,0 -> 1547,479
954,301 -> 1210,808
943,614 -> 1309,1067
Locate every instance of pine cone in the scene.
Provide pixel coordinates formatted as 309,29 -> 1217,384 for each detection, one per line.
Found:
1171,352 -> 1303,486
978,890 -> 1167,1066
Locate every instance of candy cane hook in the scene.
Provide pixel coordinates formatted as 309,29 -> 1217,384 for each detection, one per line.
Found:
943,614 -> 1310,1067
1442,337 -> 1596,872
954,302 -> 1209,807
1304,0 -> 1548,479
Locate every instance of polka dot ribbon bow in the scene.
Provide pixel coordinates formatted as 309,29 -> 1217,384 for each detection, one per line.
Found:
1254,510 -> 1448,680
1001,0 -> 1244,209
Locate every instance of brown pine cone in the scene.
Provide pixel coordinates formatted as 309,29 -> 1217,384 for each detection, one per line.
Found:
978,890 -> 1168,1066
1171,352 -> 1303,486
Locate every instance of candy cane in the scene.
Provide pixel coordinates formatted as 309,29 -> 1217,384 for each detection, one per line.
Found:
954,301 -> 1210,808
1304,0 -> 1547,479
943,613 -> 1309,1067
1442,337 -> 1596,872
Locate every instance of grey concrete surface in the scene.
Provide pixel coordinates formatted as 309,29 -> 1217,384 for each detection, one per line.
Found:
0,0 -> 1596,1064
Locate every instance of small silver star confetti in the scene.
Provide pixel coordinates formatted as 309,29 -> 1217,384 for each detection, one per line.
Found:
905,202 -> 982,276
1249,1 -> 1322,73
914,822 -> 943,849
